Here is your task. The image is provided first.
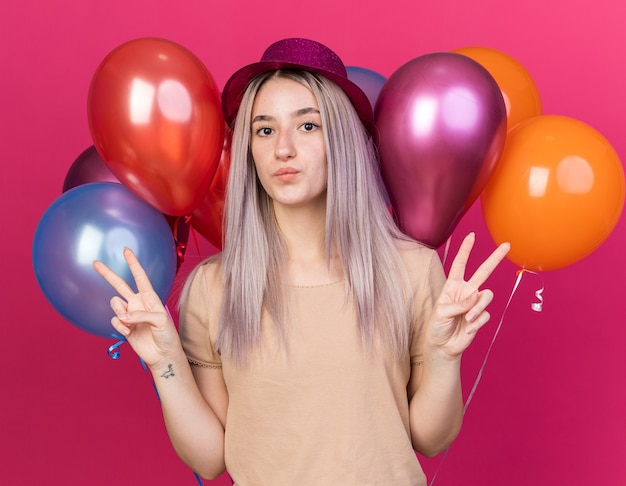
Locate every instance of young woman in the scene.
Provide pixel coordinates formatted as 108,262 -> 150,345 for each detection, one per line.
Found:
94,38 -> 510,485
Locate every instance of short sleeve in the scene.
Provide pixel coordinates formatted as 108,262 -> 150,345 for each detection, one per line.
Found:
179,260 -> 223,368
407,247 -> 446,364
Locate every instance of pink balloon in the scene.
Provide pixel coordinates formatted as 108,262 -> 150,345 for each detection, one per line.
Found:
375,52 -> 507,248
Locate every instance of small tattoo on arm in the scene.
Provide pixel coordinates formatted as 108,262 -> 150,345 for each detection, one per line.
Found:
160,364 -> 175,379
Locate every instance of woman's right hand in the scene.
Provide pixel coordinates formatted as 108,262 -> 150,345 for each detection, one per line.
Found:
93,248 -> 183,369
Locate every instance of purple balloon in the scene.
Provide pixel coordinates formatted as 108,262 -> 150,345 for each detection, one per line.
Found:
375,52 -> 507,248
346,66 -> 387,111
32,183 -> 177,339
62,145 -> 119,192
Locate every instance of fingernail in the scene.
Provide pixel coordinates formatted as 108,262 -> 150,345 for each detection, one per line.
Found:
466,325 -> 476,335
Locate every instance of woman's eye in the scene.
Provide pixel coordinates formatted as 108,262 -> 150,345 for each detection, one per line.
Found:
300,122 -> 318,132
256,127 -> 274,137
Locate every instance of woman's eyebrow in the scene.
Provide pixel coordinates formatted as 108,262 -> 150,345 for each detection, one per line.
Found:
252,107 -> 320,124
251,114 -> 273,124
293,107 -> 320,117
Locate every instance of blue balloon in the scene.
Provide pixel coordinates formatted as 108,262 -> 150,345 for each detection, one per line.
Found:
346,66 -> 387,111
32,183 -> 177,339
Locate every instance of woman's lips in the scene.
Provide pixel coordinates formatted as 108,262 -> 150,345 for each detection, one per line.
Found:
274,167 -> 300,182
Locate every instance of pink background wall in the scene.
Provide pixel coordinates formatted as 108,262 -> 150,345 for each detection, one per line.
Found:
3,0 -> 625,484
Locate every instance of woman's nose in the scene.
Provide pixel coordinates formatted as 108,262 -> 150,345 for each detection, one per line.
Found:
275,130 -> 296,160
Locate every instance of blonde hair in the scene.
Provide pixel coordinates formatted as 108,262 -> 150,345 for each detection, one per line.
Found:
208,70 -> 412,365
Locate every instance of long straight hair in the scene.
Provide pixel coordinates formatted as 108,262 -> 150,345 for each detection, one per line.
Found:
212,70 -> 412,365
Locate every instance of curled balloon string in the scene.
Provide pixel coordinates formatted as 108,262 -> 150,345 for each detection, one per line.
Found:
107,338 -> 127,359
516,269 -> 544,312
173,215 -> 188,265
176,243 -> 187,266
429,268 -> 531,486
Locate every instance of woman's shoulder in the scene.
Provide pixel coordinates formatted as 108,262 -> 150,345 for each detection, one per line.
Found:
182,253 -> 225,298
393,238 -> 440,265
194,253 -> 223,281
393,237 -> 446,291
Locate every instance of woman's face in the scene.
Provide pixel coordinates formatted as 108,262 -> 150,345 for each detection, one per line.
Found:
250,76 -> 328,210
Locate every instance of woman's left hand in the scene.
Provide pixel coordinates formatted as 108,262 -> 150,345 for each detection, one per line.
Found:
427,233 -> 510,360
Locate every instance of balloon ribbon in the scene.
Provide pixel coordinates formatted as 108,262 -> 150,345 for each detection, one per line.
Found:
429,268 -> 544,485
174,215 -> 188,265
107,338 -> 127,359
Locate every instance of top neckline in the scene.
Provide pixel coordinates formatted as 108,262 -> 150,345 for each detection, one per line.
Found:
285,279 -> 345,288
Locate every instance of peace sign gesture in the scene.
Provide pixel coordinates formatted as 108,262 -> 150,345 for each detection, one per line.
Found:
93,248 -> 182,369
426,233 -> 510,360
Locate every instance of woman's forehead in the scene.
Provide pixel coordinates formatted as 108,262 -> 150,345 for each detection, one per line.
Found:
252,77 -> 319,117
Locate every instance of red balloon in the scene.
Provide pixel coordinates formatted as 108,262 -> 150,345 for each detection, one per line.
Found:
375,52 -> 507,248
190,130 -> 231,249
88,38 -> 224,216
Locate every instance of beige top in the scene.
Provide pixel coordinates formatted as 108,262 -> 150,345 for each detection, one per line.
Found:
180,242 -> 445,485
